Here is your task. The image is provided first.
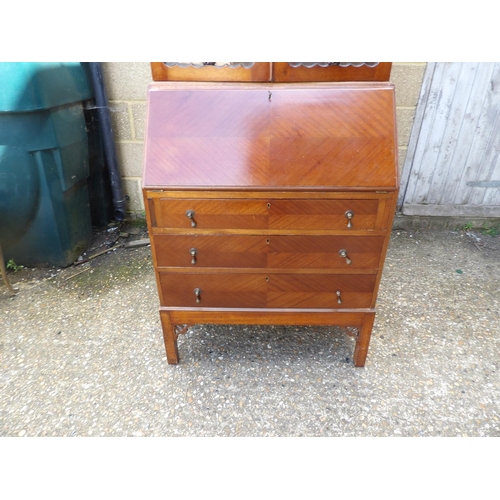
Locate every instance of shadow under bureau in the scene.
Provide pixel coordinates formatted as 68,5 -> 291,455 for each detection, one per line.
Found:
143,82 -> 398,366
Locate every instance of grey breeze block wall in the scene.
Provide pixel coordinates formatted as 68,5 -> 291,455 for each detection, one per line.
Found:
101,62 -> 426,218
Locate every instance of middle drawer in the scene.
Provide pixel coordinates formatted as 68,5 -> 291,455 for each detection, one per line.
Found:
154,234 -> 385,270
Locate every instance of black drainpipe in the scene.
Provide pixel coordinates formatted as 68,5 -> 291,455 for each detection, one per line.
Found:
88,62 -> 126,221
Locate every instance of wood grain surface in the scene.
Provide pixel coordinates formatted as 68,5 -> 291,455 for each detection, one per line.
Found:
154,234 -> 384,270
144,81 -> 398,366
143,83 -> 397,189
151,198 -> 381,231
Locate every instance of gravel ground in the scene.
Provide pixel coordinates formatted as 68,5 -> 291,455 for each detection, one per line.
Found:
1,225 -> 499,437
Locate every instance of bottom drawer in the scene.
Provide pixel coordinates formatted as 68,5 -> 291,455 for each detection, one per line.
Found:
159,272 -> 376,309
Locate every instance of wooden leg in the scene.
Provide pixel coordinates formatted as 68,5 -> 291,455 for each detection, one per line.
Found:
353,312 -> 375,367
0,244 -> 18,296
160,312 -> 179,364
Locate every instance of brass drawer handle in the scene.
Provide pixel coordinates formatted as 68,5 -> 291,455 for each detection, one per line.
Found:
345,210 -> 354,229
190,248 -> 197,265
186,210 -> 197,227
339,249 -> 352,265
194,288 -> 202,303
336,290 -> 342,304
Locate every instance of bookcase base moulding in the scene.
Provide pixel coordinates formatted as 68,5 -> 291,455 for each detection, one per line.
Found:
143,81 -> 399,366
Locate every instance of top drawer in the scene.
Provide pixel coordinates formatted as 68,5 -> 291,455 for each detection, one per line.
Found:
147,197 -> 385,231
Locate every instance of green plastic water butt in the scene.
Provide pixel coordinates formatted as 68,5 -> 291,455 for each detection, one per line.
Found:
0,63 -> 94,267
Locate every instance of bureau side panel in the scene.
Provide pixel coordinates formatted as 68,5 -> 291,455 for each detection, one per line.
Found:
143,189 -> 166,305
369,192 -> 399,308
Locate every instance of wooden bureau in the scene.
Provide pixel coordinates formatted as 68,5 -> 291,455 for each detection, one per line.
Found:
143,81 -> 398,366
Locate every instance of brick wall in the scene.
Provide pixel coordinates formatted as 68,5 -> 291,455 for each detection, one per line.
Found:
391,63 -> 427,175
101,62 -> 427,218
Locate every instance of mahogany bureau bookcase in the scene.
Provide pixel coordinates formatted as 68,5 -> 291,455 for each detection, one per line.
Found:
142,63 -> 399,366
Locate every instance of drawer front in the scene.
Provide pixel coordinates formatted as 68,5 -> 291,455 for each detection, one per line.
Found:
154,235 -> 384,269
159,272 -> 376,309
155,199 -> 268,230
266,274 -> 376,308
160,273 -> 267,308
156,235 -> 268,268
153,198 -> 380,230
268,200 -> 379,231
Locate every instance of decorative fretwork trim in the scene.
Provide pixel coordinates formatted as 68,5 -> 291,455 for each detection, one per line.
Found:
288,62 -> 379,68
163,62 -> 255,69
